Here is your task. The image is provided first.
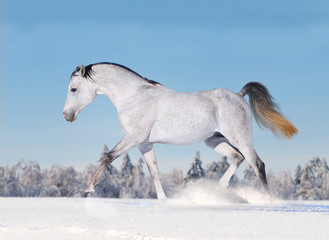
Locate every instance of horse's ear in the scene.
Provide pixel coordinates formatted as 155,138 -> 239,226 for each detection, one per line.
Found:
81,65 -> 85,77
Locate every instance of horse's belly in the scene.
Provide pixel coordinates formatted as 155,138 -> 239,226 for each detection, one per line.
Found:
148,107 -> 217,145
149,127 -> 215,145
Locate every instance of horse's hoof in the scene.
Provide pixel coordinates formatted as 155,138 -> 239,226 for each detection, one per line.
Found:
84,191 -> 93,198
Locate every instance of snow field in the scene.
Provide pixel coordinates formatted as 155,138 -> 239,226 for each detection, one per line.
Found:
1,186 -> 329,240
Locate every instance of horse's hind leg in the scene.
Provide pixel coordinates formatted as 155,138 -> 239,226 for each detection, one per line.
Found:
138,143 -> 166,200
238,145 -> 270,194
252,152 -> 270,193
204,133 -> 245,188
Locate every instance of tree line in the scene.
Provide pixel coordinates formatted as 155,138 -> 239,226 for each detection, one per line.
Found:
1,145 -> 328,200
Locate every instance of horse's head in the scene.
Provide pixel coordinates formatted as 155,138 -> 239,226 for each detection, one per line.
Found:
63,65 -> 97,122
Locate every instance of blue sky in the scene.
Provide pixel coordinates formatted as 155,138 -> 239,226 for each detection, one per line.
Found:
1,0 -> 329,175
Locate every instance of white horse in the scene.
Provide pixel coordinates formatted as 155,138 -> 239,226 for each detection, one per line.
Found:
63,62 -> 297,199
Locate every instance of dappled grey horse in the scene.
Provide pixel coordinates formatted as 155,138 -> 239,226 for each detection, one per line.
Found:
63,62 -> 297,199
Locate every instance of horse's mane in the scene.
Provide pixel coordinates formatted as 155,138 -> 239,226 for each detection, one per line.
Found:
71,62 -> 161,86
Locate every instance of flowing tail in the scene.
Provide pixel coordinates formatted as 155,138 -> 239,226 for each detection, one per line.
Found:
240,82 -> 298,138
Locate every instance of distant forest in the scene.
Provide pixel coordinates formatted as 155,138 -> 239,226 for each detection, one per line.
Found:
1,145 -> 328,200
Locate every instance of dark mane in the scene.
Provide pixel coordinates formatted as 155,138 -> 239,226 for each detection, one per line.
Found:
72,62 -> 161,86
84,64 -> 96,79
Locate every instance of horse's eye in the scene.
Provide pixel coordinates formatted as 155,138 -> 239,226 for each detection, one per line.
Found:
71,88 -> 77,93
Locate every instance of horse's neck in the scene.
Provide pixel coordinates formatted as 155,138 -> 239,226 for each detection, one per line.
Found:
94,67 -> 145,109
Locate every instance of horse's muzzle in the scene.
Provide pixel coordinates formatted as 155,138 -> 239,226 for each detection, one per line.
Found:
63,112 -> 76,122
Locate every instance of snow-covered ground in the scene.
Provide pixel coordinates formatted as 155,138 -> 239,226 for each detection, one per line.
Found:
1,187 -> 329,240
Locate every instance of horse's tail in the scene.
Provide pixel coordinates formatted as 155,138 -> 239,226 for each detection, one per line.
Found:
239,82 -> 298,138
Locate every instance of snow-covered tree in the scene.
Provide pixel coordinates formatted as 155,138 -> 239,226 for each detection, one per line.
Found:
41,164 -> 82,197
93,145 -> 120,198
160,169 -> 184,198
310,157 -> 329,200
294,165 -> 302,186
129,156 -> 158,198
19,161 -> 43,197
0,166 -> 6,196
293,157 -> 329,200
1,150 -> 329,200
184,152 -> 205,182
96,165 -> 120,198
294,163 -> 316,200
207,156 -> 228,176
3,160 -> 25,196
243,165 -> 259,189
119,154 -> 134,180
170,168 -> 184,186
268,170 -> 294,199
134,159 -> 144,187
132,158 -> 148,198
118,153 -> 134,197
321,159 -> 329,199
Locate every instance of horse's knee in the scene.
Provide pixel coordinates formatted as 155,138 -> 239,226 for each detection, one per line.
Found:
228,145 -> 244,165
234,154 -> 244,166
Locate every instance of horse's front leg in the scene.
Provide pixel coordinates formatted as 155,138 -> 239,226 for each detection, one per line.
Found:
85,135 -> 141,197
138,143 -> 166,200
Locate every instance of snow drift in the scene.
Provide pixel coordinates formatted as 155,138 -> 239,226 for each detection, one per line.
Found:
1,191 -> 329,240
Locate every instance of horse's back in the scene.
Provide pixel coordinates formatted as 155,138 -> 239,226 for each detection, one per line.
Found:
200,88 -> 250,116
